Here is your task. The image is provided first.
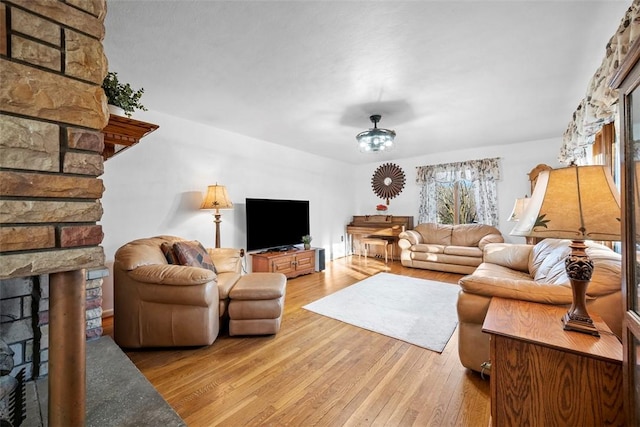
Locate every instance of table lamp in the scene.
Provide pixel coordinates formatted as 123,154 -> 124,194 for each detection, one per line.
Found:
510,164 -> 621,336
200,184 -> 233,248
507,196 -> 530,222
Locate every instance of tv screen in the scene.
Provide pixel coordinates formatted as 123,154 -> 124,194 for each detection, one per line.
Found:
246,198 -> 310,251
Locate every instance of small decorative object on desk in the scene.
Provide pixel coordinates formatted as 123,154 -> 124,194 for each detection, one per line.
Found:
376,204 -> 388,212
301,234 -> 312,250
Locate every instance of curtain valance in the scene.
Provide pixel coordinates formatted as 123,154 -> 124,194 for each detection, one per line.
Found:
415,157 -> 500,184
559,1 -> 640,163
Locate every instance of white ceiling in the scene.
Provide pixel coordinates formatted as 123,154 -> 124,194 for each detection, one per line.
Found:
103,0 -> 631,165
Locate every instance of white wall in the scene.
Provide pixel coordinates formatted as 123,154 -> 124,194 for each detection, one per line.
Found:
353,137 -> 565,243
101,109 -> 566,314
100,110 -> 356,314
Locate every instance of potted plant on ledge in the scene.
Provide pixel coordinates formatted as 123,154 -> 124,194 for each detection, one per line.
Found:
301,235 -> 312,250
102,71 -> 148,118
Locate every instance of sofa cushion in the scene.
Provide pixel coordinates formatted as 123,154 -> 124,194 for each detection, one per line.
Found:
128,264 -> 216,286
478,233 -> 506,249
444,245 -> 482,258
398,230 -> 423,246
529,239 -> 571,284
208,247 -> 243,273
217,272 -> 242,300
527,239 -> 621,292
586,245 -> 623,295
411,252 -> 483,267
472,262 -> 532,281
458,273 -> 573,304
173,241 -> 218,274
483,243 -> 532,273
411,243 -> 445,254
451,223 -> 502,247
414,223 -> 453,245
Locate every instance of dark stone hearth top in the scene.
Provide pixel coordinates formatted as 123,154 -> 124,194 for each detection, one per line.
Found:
28,337 -> 185,427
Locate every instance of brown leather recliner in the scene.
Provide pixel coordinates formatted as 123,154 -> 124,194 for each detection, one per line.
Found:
456,239 -> 622,373
113,235 -> 244,348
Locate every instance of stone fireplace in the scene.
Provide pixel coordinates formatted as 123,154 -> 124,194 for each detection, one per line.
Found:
0,0 -> 109,425
0,272 -> 105,380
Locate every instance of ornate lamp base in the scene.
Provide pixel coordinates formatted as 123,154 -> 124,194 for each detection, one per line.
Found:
562,308 -> 600,336
562,240 -> 600,337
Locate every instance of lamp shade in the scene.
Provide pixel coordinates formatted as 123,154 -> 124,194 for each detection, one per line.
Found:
200,184 -> 233,210
510,165 -> 621,241
507,197 -> 530,222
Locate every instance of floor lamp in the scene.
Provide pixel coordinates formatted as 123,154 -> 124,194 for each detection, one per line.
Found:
200,184 -> 233,248
510,164 -> 621,336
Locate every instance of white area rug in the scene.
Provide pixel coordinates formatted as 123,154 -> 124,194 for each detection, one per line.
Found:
303,273 -> 460,353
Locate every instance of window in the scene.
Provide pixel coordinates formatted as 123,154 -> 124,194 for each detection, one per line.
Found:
436,180 -> 477,224
416,157 -> 500,226
590,122 -> 616,177
589,122 -> 618,251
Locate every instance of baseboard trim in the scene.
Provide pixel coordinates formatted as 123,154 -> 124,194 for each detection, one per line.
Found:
102,308 -> 114,318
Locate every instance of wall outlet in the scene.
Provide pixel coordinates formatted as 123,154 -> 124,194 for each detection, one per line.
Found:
340,235 -> 344,242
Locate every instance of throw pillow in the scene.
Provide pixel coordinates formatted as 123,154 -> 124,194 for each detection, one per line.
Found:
160,242 -> 179,265
173,240 -> 218,273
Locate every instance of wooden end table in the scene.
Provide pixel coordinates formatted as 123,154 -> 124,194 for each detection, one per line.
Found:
482,297 -> 624,426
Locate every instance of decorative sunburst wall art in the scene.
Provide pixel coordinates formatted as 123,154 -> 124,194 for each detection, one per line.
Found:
371,163 -> 406,205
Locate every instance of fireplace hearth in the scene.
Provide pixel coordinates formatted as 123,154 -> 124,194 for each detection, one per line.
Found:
21,337 -> 185,427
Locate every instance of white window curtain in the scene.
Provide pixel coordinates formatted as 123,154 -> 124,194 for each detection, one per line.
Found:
416,157 -> 501,226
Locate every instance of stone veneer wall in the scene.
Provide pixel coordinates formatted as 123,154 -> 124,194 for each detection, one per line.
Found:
0,0 -> 109,380
0,274 -> 103,379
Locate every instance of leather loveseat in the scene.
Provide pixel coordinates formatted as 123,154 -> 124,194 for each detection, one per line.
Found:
456,238 -> 622,373
397,223 -> 504,274
113,235 -> 244,348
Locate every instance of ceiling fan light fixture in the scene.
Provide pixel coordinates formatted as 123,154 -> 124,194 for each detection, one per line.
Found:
356,114 -> 396,153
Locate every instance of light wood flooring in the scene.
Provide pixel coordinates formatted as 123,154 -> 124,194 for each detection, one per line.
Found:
103,256 -> 490,426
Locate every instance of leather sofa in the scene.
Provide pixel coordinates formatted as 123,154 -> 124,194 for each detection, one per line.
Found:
456,238 -> 622,373
113,235 -> 244,348
397,223 -> 504,274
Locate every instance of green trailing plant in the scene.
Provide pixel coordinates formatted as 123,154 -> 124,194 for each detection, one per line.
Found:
102,72 -> 147,117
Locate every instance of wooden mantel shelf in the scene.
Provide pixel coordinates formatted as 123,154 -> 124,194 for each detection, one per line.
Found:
102,114 -> 159,160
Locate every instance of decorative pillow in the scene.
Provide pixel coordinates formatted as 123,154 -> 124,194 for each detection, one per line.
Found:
160,242 -> 179,265
173,241 -> 218,273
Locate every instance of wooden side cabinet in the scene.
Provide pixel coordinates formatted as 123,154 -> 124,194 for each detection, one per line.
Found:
251,249 -> 315,278
482,297 -> 624,427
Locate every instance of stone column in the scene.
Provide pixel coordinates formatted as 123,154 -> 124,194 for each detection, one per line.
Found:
0,0 -> 109,424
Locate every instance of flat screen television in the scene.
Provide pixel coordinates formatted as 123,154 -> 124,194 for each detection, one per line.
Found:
246,198 -> 310,251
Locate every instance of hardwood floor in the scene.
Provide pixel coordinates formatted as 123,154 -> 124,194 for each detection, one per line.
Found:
102,256 -> 490,426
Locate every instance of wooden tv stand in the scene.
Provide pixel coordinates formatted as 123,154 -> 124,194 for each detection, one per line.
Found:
250,248 -> 315,278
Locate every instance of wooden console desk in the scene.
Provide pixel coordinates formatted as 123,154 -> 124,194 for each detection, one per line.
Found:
346,215 -> 413,260
482,297 -> 624,427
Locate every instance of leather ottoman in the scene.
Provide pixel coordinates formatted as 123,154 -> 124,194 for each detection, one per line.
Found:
228,272 -> 287,336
